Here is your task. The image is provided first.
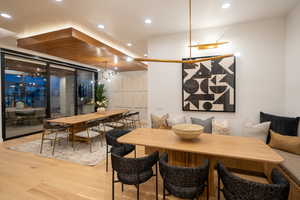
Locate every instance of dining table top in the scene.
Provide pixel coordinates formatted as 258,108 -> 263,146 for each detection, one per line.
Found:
47,109 -> 128,125
118,128 -> 284,164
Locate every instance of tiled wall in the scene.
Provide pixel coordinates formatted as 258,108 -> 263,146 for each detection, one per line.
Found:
106,71 -> 148,126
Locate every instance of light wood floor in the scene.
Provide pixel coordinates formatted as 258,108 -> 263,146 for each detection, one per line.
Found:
0,134 -> 268,200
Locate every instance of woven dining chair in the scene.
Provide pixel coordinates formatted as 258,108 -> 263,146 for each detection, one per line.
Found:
105,129 -> 136,172
91,119 -> 114,146
216,162 -> 290,200
159,152 -> 210,200
106,113 -> 127,130
40,119 -> 70,155
75,120 -> 101,153
124,112 -> 142,129
111,146 -> 159,200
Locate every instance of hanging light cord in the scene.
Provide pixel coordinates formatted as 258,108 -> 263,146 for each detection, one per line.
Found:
189,0 -> 192,59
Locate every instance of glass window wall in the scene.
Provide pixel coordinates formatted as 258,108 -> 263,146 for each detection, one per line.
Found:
1,51 -> 97,140
4,55 -> 47,139
77,70 -> 95,114
50,65 -> 76,118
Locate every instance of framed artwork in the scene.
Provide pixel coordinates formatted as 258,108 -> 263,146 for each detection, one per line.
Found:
182,56 -> 236,112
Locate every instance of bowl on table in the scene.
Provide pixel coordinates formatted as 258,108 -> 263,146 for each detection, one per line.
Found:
172,124 -> 204,140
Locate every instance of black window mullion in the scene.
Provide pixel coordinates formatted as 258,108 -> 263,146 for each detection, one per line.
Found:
1,51 -> 6,141
74,70 -> 78,115
46,63 -> 51,118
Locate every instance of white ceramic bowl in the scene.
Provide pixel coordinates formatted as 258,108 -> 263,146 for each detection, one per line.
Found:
172,124 -> 204,140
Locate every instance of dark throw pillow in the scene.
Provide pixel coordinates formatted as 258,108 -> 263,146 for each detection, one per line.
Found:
191,117 -> 214,133
260,112 -> 299,143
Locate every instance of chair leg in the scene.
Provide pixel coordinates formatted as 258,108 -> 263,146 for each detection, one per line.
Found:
112,170 -> 115,200
66,131 -> 70,145
155,163 -> 158,200
134,147 -> 137,158
137,184 -> 139,200
52,132 -> 58,156
163,181 -> 166,200
106,144 -> 109,172
218,174 -> 220,200
121,183 -> 124,192
40,131 -> 45,154
100,133 -> 104,147
72,132 -> 75,151
207,180 -> 209,200
87,128 -> 92,153
99,125 -> 104,147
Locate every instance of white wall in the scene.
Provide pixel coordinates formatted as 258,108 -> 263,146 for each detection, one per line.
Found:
285,3 -> 300,117
106,71 -> 148,125
148,18 -> 286,135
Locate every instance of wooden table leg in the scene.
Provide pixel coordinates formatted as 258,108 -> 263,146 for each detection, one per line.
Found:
208,157 -> 216,197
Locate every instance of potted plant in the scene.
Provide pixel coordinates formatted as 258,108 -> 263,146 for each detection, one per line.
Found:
95,83 -> 108,113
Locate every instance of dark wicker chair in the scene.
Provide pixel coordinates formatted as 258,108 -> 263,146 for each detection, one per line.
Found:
111,146 -> 159,200
159,152 -> 210,200
105,129 -> 136,172
216,162 -> 290,200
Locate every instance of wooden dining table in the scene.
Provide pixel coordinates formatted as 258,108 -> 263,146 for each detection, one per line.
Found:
118,128 -> 284,197
48,109 -> 128,147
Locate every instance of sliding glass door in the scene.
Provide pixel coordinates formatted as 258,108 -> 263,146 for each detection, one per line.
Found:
50,65 -> 76,118
1,49 -> 98,140
77,70 -> 95,114
4,55 -> 47,139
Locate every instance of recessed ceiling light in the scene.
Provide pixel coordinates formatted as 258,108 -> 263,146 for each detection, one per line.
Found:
0,13 -> 12,19
222,3 -> 231,9
126,57 -> 133,62
144,19 -> 152,24
97,24 -> 105,29
127,43 -> 132,47
55,0 -> 63,2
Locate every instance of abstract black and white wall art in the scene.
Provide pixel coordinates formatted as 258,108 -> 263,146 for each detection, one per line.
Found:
182,56 -> 236,112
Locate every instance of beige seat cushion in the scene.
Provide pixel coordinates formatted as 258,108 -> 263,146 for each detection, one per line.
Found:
212,120 -> 230,135
75,130 -> 100,138
92,126 -> 114,133
45,132 -> 68,139
269,130 -> 300,155
274,149 -> 300,186
151,114 -> 169,129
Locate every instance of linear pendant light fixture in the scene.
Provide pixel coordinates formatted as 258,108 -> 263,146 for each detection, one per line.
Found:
134,0 -> 233,64
190,41 -> 229,50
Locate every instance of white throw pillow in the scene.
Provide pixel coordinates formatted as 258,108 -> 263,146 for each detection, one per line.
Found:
167,115 -> 186,127
243,122 -> 271,142
212,120 -> 230,135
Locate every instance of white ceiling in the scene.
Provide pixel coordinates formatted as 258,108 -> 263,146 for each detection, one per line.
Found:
0,0 -> 299,56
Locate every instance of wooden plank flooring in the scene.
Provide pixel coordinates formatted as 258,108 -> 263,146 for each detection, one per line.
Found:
0,134 -> 268,200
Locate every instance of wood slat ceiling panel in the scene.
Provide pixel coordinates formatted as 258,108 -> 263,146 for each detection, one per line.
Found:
17,28 -> 147,72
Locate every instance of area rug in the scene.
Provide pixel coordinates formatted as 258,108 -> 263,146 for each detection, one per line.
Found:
8,131 -> 109,166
